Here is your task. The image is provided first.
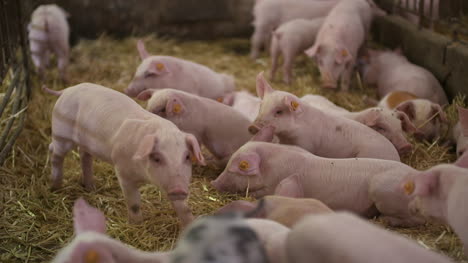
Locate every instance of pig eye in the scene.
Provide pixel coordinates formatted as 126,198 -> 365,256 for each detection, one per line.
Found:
144,72 -> 157,78
185,154 -> 190,161
160,108 -> 166,113
150,153 -> 161,163
275,110 -> 283,116
373,126 -> 386,133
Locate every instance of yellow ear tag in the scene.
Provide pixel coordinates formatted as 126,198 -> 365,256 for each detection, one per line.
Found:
291,101 -> 299,111
404,181 -> 415,195
191,155 -> 197,163
216,97 -> 223,102
173,103 -> 182,113
341,49 -> 348,57
239,160 -> 250,171
156,63 -> 165,70
85,250 -> 100,263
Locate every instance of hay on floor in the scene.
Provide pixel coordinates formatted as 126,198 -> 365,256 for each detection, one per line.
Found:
0,35 -> 466,262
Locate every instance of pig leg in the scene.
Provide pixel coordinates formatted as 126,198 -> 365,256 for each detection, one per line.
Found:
282,50 -> 295,85
54,47 -> 69,82
339,65 -> 353,92
250,23 -> 271,59
117,175 -> 143,224
49,139 -> 75,190
171,199 -> 194,228
79,150 -> 94,191
270,37 -> 280,81
274,175 -> 304,198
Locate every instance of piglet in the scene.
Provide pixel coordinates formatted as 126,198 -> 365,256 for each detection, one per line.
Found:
212,141 -> 424,226
44,84 -> 204,227
53,198 -> 170,263
249,72 -> 400,161
28,4 -> 69,81
361,49 -> 448,105
402,164 -> 468,255
250,0 -> 338,59
286,212 -> 454,263
453,106 -> 468,157
302,94 -> 417,154
224,90 -> 261,122
305,0 -> 382,90
378,91 -> 448,141
126,40 -> 235,101
270,18 -> 325,84
217,196 -> 333,227
138,88 -> 252,167
172,212 -> 268,263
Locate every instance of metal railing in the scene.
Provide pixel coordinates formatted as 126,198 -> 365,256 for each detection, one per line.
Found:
0,0 -> 31,165
387,0 -> 468,43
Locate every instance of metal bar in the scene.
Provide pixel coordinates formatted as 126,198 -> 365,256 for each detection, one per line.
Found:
0,66 -> 20,118
16,0 -> 30,98
0,67 -> 24,151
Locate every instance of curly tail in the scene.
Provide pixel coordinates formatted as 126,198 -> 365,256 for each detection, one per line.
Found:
42,85 -> 63,96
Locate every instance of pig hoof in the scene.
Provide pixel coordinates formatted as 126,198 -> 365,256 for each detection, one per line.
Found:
83,183 -> 96,192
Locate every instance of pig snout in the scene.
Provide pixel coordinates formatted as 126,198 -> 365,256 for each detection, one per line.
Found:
397,143 -> 412,155
167,187 -> 189,201
249,124 -> 261,135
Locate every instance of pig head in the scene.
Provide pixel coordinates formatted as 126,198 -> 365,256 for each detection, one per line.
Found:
248,72 -> 304,138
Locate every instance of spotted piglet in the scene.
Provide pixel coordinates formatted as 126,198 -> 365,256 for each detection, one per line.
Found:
126,40 -> 235,101
402,164 -> 468,255
53,198 -> 170,263
28,4 -> 70,81
139,88 -> 253,167
44,84 -> 204,226
171,213 -> 268,263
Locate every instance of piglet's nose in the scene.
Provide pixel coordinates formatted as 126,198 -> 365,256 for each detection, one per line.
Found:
168,188 -> 188,201
398,144 -> 412,155
248,125 -> 260,135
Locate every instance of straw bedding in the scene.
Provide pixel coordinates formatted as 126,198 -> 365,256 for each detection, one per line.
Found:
0,35 -> 466,262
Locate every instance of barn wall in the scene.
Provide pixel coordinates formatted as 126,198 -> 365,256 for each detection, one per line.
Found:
30,0 -> 255,40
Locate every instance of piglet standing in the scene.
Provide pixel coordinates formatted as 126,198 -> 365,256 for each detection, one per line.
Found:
270,18 -> 325,84
44,83 -> 205,227
402,164 -> 468,255
138,88 -> 253,167
286,212 -> 454,263
28,4 -> 70,81
126,40 -> 235,101
53,198 -> 170,263
305,0 -> 379,91
250,0 -> 339,59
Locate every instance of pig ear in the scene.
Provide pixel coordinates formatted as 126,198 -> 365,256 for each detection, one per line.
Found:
146,61 -> 170,77
458,107 -> 468,136
396,101 -> 415,120
359,110 -> 379,127
137,40 -> 150,60
335,47 -> 353,65
133,134 -> 157,160
136,89 -> 155,101
283,96 -> 303,113
430,104 -> 448,123
413,171 -> 440,196
274,174 -> 303,198
250,126 -> 275,142
185,134 -> 206,166
304,44 -> 320,58
256,71 -> 274,99
166,96 -> 185,117
455,152 -> 468,168
396,110 -> 419,133
73,198 -> 106,235
229,152 -> 261,175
